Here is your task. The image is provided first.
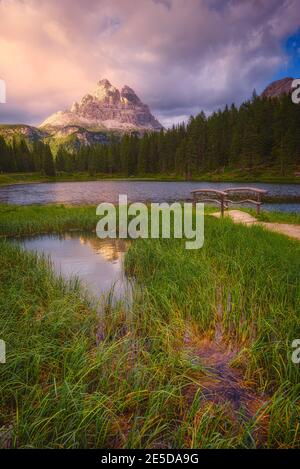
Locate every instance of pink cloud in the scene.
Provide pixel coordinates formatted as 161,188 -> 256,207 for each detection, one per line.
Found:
0,0 -> 299,127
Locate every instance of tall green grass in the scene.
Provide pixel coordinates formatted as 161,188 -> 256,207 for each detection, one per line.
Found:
0,241 -> 214,448
125,217 -> 300,447
0,204 -> 97,237
0,204 -> 299,448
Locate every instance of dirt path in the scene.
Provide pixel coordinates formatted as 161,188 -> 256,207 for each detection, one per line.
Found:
211,209 -> 300,241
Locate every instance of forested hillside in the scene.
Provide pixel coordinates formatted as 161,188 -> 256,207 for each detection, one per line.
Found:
1,93 -> 299,178
0,138 -> 56,176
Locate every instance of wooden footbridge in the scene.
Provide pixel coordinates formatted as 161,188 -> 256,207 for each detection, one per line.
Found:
191,187 -> 268,217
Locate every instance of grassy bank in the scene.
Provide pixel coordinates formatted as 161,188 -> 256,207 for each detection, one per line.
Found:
242,208 -> 300,225
0,169 -> 300,187
0,204 -> 300,448
0,203 -> 298,239
0,204 -> 97,237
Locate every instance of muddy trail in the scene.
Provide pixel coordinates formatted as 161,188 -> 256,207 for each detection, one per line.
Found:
184,332 -> 266,418
183,301 -> 270,445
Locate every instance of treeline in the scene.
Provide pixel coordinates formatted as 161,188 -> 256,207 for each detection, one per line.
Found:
0,138 -> 55,176
1,93 -> 299,177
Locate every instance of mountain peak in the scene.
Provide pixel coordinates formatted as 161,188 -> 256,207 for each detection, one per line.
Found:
97,78 -> 112,87
40,79 -> 163,132
93,79 -> 120,103
261,77 -> 294,98
121,85 -> 141,105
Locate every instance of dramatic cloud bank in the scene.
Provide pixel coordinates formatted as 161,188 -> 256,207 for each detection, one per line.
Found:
0,0 -> 299,127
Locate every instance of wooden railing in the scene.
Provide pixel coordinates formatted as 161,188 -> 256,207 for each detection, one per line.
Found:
191,187 -> 268,216
191,189 -> 228,217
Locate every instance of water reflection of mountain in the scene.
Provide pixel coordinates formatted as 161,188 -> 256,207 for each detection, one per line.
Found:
21,232 -> 133,305
60,232 -> 130,262
79,236 -> 130,262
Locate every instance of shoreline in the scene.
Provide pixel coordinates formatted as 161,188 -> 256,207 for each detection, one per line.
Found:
0,204 -> 299,239
0,174 -> 300,207
1,172 -> 300,188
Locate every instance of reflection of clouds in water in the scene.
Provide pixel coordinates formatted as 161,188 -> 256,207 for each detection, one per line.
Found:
20,233 -> 132,303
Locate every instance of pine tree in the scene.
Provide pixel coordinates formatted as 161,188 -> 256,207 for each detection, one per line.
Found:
42,144 -> 56,176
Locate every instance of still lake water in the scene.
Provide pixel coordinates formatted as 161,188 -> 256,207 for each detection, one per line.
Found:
19,233 -> 132,303
1,180 -> 300,212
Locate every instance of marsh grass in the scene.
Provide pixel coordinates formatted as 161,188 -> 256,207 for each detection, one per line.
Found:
125,217 -> 300,447
243,207 -> 300,224
0,204 -> 97,237
0,204 -> 299,448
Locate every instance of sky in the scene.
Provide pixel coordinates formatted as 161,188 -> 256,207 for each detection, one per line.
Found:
0,0 -> 299,128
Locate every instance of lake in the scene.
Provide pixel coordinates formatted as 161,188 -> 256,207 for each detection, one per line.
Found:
1,180 -> 300,212
18,233 -> 132,304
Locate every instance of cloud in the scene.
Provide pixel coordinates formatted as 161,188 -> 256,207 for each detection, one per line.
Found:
0,0 -> 299,127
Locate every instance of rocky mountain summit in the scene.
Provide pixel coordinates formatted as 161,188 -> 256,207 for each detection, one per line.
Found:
261,77 -> 294,98
40,79 -> 163,132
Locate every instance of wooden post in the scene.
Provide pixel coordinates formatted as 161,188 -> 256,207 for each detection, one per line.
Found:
256,194 -> 261,215
220,194 -> 224,218
192,192 -> 196,208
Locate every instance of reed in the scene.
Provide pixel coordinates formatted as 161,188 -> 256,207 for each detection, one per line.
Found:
0,204 -> 299,448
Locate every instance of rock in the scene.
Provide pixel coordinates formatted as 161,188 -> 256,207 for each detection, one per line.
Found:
261,77 -> 294,98
0,124 -> 47,143
40,78 -> 163,132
